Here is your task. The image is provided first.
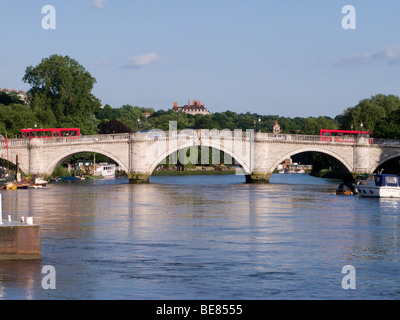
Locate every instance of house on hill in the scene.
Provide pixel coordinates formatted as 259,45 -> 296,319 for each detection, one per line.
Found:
171,100 -> 211,116
273,120 -> 281,134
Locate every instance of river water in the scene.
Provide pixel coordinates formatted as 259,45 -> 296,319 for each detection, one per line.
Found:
0,173 -> 400,300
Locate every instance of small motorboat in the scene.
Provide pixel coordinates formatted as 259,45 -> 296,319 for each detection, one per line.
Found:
336,182 -> 356,195
0,175 -> 14,189
356,174 -> 400,198
33,177 -> 48,187
5,182 -> 17,190
16,183 -> 30,189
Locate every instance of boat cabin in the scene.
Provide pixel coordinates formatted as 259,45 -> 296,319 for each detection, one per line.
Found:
374,174 -> 400,187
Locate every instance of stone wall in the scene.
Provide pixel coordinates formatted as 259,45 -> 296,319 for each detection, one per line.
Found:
0,225 -> 41,260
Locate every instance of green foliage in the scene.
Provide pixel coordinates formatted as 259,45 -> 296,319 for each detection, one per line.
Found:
22,54 -> 101,134
52,164 -> 69,177
339,94 -> 400,136
1,54 -> 400,142
98,119 -> 132,134
0,92 -> 25,106
301,116 -> 338,135
0,104 -> 37,137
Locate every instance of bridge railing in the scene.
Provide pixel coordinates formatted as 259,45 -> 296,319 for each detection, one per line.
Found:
38,133 -> 132,144
0,139 -> 28,148
255,133 -> 342,143
2,132 -> 400,146
373,138 -> 400,146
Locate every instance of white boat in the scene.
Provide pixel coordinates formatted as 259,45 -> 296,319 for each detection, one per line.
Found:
95,163 -> 116,178
30,176 -> 47,187
356,174 -> 400,198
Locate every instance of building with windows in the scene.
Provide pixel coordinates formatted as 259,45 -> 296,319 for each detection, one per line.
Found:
0,87 -> 27,103
273,120 -> 281,134
171,100 -> 211,116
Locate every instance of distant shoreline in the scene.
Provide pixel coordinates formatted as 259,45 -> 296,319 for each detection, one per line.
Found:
151,169 -> 236,176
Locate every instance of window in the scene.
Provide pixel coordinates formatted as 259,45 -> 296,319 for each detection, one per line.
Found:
385,176 -> 399,187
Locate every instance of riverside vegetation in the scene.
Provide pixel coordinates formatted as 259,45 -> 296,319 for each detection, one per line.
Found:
1,54 -> 400,177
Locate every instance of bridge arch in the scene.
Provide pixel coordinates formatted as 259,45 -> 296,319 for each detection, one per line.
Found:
45,147 -> 129,175
269,146 -> 353,175
0,155 -> 29,175
147,140 -> 251,175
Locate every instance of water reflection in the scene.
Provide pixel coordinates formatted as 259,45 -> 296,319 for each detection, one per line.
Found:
377,198 -> 400,214
1,174 -> 400,299
0,260 -> 42,300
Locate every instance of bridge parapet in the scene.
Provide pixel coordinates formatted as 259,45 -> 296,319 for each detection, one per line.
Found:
1,131 -> 400,184
0,139 -> 28,148
3,132 -> 400,147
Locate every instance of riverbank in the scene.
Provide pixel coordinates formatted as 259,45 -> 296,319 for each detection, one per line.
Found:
311,169 -> 347,179
152,169 -> 236,176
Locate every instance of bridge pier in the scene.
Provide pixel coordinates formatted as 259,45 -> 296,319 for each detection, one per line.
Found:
2,132 -> 399,185
246,171 -> 272,184
351,171 -> 373,181
128,172 -> 151,184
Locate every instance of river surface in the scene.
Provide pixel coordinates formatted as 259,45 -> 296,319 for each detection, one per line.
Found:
1,173 -> 400,300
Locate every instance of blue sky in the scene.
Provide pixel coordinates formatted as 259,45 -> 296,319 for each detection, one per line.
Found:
0,1 -> 400,118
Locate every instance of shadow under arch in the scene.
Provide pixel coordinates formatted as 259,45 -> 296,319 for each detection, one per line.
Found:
147,143 -> 249,177
269,147 -> 354,180
372,152 -> 400,175
45,148 -> 129,175
0,156 -> 28,175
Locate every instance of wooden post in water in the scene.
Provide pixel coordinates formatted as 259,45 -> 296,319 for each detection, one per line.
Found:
16,155 -> 19,182
0,194 -> 3,226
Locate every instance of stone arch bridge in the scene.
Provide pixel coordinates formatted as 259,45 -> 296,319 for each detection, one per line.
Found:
1,130 -> 400,183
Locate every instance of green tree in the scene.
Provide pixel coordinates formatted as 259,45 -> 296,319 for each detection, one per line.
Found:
374,108 -> 400,139
98,119 -> 133,134
0,104 -> 37,137
301,116 -> 338,135
23,54 -> 101,133
339,94 -> 400,135
94,104 -> 114,121
301,117 -> 320,135
0,92 -> 25,106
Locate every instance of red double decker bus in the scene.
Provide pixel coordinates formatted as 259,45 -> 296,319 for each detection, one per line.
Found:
320,129 -> 373,143
21,128 -> 80,139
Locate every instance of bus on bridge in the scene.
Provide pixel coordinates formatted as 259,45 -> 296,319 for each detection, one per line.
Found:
21,128 -> 80,139
320,129 -> 374,143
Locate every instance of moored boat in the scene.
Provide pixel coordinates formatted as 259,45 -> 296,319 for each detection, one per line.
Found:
32,176 -> 48,187
0,176 -> 14,189
95,163 -> 115,178
356,174 -> 400,198
5,182 -> 17,190
336,182 -> 356,195
61,176 -> 83,181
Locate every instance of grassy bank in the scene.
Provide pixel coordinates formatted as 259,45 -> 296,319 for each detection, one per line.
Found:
311,169 -> 346,179
151,170 -> 236,176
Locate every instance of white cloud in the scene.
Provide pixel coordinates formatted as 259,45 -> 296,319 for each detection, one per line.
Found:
334,45 -> 400,66
90,58 -> 108,69
91,0 -> 108,9
123,53 -> 162,68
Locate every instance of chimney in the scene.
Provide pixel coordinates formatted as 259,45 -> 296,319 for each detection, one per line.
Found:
188,99 -> 190,107
173,102 -> 178,107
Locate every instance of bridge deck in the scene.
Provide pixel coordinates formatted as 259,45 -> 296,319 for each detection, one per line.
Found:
2,131 -> 400,147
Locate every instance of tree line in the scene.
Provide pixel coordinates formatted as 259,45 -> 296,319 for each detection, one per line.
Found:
1,54 -> 400,139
